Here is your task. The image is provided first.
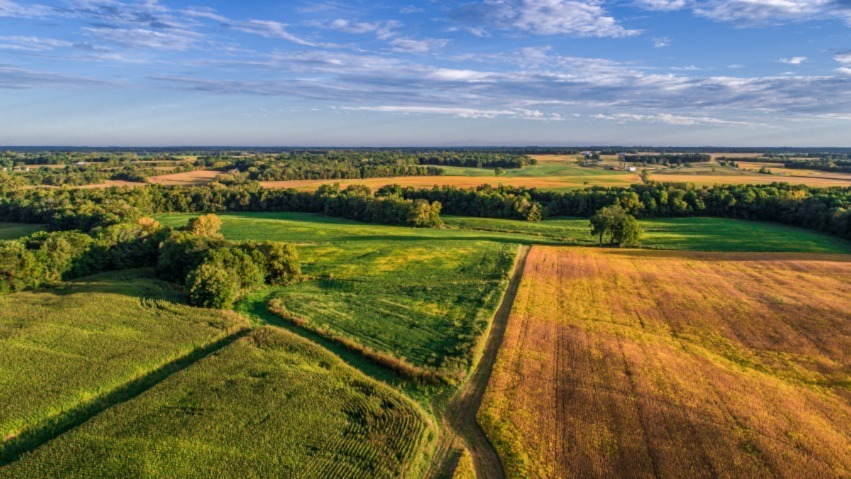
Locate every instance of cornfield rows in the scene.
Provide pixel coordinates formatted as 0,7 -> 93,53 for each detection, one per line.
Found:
1,327 -> 437,478
480,247 -> 851,479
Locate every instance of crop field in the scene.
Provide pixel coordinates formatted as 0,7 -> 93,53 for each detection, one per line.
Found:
651,166 -> 851,187
0,270 -> 249,454
443,216 -> 851,254
480,247 -> 851,478
260,172 -> 639,192
0,223 -> 44,240
156,212 -> 518,380
2,327 -> 436,478
147,170 -> 219,186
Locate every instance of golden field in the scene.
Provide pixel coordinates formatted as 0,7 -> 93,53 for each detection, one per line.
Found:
480,247 -> 851,479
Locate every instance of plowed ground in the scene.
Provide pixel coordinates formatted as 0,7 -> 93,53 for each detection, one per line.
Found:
480,247 -> 851,479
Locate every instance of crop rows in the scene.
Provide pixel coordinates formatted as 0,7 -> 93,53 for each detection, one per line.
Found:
1,327 -> 437,478
0,270 -> 249,454
481,247 -> 851,479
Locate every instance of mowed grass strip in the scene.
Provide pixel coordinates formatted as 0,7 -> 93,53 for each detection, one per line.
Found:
0,223 -> 45,240
481,247 -> 851,479
157,212 -> 517,379
0,270 -> 249,447
442,216 -> 851,254
1,327 -> 437,479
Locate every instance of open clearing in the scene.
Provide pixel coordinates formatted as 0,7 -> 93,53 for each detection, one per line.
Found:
0,270 -> 248,456
480,247 -> 851,478
147,170 -> 220,186
0,223 -> 45,240
1,327 -> 436,478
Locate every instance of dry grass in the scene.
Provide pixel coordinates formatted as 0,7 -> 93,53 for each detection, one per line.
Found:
528,155 -> 581,164
147,170 -> 219,186
653,172 -> 851,187
480,247 -> 851,479
260,174 -> 639,192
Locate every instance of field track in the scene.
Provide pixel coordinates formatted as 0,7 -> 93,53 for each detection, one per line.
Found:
441,245 -> 530,479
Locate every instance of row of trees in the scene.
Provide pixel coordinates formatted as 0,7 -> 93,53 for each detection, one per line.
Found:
393,183 -> 851,239
622,153 -> 711,166
0,180 -> 848,240
416,152 -> 535,169
0,182 -> 444,231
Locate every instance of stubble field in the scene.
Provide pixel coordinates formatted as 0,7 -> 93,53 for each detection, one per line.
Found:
480,247 -> 851,479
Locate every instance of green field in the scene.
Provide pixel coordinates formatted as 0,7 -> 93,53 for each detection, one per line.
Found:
442,216 -> 851,253
157,212 -> 517,380
0,223 -> 45,240
0,270 -> 249,453
439,163 -> 627,178
2,327 -> 437,479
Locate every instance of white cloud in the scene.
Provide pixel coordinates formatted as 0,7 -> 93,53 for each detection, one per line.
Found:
0,36 -> 72,51
341,105 -> 563,120
835,52 -> 851,64
0,0 -> 51,18
636,0 -> 689,11
694,0 -> 838,24
593,112 -> 759,126
84,26 -> 201,50
653,37 -> 671,47
326,19 -> 400,39
780,56 -> 807,65
389,37 -> 449,54
457,0 -> 640,38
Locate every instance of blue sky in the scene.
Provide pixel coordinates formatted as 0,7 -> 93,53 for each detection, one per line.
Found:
1,0 -> 850,146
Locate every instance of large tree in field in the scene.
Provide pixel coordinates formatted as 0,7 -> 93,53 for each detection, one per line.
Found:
590,205 -> 642,247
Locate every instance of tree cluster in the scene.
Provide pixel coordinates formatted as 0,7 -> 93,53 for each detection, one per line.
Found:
0,213 -> 301,310
622,154 -> 711,166
590,206 -> 642,247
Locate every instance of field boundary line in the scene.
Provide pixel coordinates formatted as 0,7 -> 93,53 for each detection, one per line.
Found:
0,327 -> 251,467
436,244 -> 531,479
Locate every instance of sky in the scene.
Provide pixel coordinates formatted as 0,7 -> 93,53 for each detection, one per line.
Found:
1,0 -> 850,147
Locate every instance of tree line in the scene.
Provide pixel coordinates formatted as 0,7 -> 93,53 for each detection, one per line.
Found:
622,153 -> 711,166
391,183 -> 851,239
0,180 -> 848,240
0,182 -> 443,231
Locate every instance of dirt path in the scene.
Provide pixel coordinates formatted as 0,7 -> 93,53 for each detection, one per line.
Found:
441,244 -> 531,479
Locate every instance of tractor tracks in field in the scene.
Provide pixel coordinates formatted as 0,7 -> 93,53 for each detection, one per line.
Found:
438,244 -> 531,479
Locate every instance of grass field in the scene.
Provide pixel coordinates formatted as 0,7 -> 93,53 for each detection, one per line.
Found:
0,223 -> 45,240
480,247 -> 851,478
2,327 -> 437,478
0,270 -> 249,451
156,212 -> 518,381
443,216 -> 851,254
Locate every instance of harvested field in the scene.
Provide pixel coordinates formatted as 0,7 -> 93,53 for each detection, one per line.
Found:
652,172 -> 851,187
480,247 -> 851,479
147,170 -> 219,186
260,173 -> 639,192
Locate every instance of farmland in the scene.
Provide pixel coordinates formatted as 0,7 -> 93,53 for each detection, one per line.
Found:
443,216 -> 851,254
147,170 -> 220,186
480,247 -> 851,478
156,212 -> 518,382
0,270 -> 249,458
1,327 -> 436,478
